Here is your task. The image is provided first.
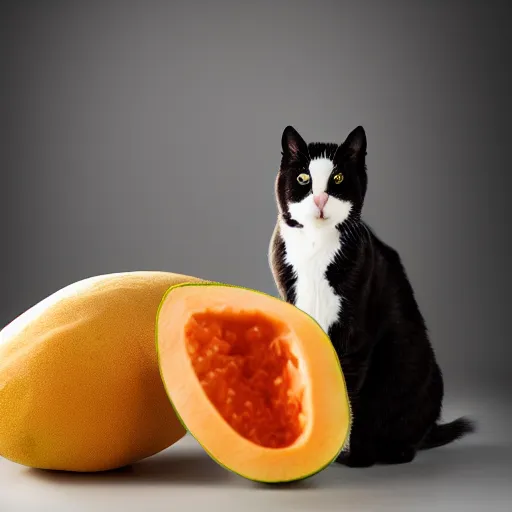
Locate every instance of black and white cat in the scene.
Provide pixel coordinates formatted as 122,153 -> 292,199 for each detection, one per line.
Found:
268,125 -> 475,467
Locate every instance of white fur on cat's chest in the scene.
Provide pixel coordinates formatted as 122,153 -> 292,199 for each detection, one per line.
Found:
279,220 -> 342,334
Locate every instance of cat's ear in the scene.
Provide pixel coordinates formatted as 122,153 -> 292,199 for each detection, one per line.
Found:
339,126 -> 367,162
281,126 -> 308,162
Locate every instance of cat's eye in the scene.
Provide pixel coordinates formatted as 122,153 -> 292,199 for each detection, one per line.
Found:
297,173 -> 311,185
333,172 -> 344,185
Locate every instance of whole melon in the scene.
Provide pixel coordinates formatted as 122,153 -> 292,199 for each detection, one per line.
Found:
0,271 -> 205,472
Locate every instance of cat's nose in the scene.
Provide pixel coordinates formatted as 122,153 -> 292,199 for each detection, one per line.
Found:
313,192 -> 329,211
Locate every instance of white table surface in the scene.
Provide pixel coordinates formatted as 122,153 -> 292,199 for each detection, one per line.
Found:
1,389 -> 510,512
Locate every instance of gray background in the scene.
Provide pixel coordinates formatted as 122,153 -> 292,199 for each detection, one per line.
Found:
1,1 -> 511,511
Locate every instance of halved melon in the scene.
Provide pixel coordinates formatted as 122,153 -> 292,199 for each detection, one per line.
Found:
156,282 -> 351,483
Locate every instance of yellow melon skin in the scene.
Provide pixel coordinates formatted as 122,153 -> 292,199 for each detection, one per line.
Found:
0,271 -> 205,472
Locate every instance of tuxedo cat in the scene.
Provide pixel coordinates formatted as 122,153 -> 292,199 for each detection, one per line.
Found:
268,125 -> 475,467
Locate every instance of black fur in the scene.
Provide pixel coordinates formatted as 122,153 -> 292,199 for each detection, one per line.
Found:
269,125 -> 475,467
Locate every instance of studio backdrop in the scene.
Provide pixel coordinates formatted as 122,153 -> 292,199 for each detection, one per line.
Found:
2,0 -> 510,394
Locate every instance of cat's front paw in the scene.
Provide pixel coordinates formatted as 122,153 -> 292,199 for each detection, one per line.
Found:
377,445 -> 416,465
336,451 -> 377,468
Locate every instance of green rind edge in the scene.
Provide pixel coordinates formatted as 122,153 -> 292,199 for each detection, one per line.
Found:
154,280 -> 353,484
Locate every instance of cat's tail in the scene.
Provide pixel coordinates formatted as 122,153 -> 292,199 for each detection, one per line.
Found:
419,417 -> 476,450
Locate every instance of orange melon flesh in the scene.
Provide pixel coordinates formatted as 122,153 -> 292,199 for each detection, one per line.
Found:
156,283 -> 351,483
186,309 -> 305,449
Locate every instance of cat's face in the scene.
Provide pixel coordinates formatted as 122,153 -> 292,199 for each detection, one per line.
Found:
275,126 -> 367,229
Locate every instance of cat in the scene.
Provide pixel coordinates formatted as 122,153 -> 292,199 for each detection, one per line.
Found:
268,125 -> 475,467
